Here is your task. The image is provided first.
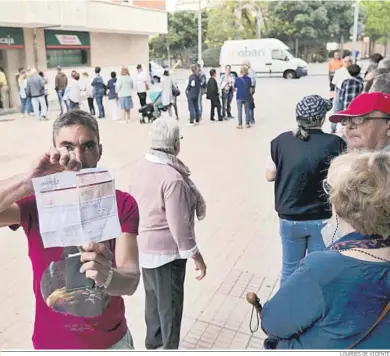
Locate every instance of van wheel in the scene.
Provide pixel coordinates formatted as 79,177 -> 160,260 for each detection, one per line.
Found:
283,70 -> 297,79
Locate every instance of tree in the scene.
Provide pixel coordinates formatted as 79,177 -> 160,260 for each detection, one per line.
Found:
149,10 -> 208,63
361,0 -> 390,53
265,1 -> 356,60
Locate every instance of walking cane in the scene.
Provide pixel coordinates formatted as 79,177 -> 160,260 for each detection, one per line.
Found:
246,292 -> 262,333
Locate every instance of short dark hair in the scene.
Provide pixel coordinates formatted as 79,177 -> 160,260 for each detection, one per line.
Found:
53,110 -> 100,145
348,64 -> 361,77
95,66 -> 101,74
225,65 -> 231,70
370,53 -> 384,64
74,72 -> 80,80
163,70 -> 169,76
111,71 -> 116,79
137,64 -> 142,69
210,69 -> 216,76
191,64 -> 197,73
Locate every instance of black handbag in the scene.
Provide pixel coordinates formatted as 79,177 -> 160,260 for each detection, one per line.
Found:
172,84 -> 180,97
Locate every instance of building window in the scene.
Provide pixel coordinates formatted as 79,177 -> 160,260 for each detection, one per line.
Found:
46,49 -> 89,68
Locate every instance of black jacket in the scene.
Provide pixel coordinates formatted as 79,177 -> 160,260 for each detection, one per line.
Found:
206,77 -> 219,100
186,74 -> 200,99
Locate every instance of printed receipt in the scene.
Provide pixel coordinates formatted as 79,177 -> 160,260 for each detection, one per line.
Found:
32,168 -> 121,248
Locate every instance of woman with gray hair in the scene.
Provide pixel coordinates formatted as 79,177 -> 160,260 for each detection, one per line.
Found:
265,95 -> 346,285
130,117 -> 207,349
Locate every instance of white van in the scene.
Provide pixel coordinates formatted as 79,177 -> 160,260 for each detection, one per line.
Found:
220,38 -> 308,79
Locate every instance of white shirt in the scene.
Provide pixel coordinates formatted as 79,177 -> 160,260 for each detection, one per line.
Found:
67,78 -> 81,103
332,67 -> 350,89
135,71 -> 148,93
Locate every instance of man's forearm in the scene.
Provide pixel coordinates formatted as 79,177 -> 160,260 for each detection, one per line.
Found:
106,266 -> 140,297
0,173 -> 32,213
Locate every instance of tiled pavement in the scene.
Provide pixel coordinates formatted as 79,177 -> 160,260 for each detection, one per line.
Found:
0,75 -> 330,349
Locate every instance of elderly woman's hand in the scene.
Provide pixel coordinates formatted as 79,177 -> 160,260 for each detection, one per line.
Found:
193,252 -> 207,280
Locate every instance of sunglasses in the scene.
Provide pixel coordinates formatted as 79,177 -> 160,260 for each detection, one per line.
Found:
340,116 -> 390,126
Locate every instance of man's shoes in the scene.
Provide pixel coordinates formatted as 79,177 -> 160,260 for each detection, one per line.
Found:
210,118 -> 215,121
186,122 -> 195,127
236,125 -> 243,129
246,124 -> 251,128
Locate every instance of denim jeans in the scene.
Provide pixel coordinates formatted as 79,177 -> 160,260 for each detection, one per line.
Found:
109,330 -> 134,349
56,89 -> 68,115
95,94 -> 105,118
198,91 -> 204,117
20,96 -> 27,114
188,96 -> 199,123
222,91 -> 233,118
237,99 -> 250,126
279,218 -> 326,285
26,97 -> 33,114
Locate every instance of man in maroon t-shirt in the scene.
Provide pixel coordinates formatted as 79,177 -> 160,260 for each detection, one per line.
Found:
0,110 -> 140,349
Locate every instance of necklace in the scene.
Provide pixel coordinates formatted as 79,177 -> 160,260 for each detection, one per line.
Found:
338,248 -> 390,263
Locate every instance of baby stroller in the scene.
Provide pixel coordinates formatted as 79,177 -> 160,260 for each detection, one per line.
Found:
138,89 -> 167,124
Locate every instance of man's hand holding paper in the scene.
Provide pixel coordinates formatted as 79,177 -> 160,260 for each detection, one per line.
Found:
80,242 -> 114,287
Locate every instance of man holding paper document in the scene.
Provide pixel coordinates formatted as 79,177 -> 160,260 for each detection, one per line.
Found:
0,110 -> 140,349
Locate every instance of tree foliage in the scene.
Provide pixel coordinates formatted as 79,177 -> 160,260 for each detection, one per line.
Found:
150,1 -> 390,62
149,10 -> 208,61
361,1 -> 390,41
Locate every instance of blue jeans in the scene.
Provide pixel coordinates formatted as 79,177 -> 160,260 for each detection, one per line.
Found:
198,91 -> 204,117
188,96 -> 199,123
26,97 -> 33,114
56,89 -> 68,115
279,219 -> 326,285
95,94 -> 105,118
20,96 -> 27,114
222,91 -> 233,118
237,99 -> 250,126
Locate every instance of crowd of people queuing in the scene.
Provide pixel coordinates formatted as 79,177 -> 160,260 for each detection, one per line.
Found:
13,60 -> 259,129
15,64 -> 175,124
186,61 -> 256,129
1,52 -> 390,351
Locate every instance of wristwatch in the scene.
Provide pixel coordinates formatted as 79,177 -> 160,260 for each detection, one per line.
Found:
100,268 -> 114,290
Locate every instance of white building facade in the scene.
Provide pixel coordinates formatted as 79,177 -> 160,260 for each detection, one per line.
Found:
0,0 -> 167,108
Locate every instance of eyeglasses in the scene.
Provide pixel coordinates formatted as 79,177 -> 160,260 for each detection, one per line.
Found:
322,179 -> 331,195
340,116 -> 390,126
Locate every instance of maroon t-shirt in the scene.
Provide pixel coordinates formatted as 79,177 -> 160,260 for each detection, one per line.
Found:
10,190 -> 139,349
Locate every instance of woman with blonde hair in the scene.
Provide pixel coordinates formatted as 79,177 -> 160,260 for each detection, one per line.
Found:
116,66 -> 134,124
261,150 -> 390,349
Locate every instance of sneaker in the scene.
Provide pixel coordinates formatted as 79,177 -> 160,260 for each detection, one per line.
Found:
194,121 -> 200,125
246,124 -> 251,128
186,123 -> 195,127
236,125 -> 243,129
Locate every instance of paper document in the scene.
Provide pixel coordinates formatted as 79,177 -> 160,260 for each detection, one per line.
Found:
33,168 -> 121,248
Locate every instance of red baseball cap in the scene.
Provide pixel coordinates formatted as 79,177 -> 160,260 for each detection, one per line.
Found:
329,92 -> 390,123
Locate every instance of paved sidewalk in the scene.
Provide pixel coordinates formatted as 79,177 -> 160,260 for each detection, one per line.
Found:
0,75 -> 330,349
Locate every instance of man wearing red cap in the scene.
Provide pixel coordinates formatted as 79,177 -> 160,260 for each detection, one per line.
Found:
329,92 -> 390,151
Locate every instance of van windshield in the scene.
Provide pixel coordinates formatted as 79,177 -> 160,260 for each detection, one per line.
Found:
284,50 -> 294,59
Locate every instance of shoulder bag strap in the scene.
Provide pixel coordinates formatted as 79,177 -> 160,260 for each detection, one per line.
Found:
348,301 -> 390,349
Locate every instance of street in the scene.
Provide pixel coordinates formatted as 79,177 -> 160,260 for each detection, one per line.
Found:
0,73 -> 332,349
